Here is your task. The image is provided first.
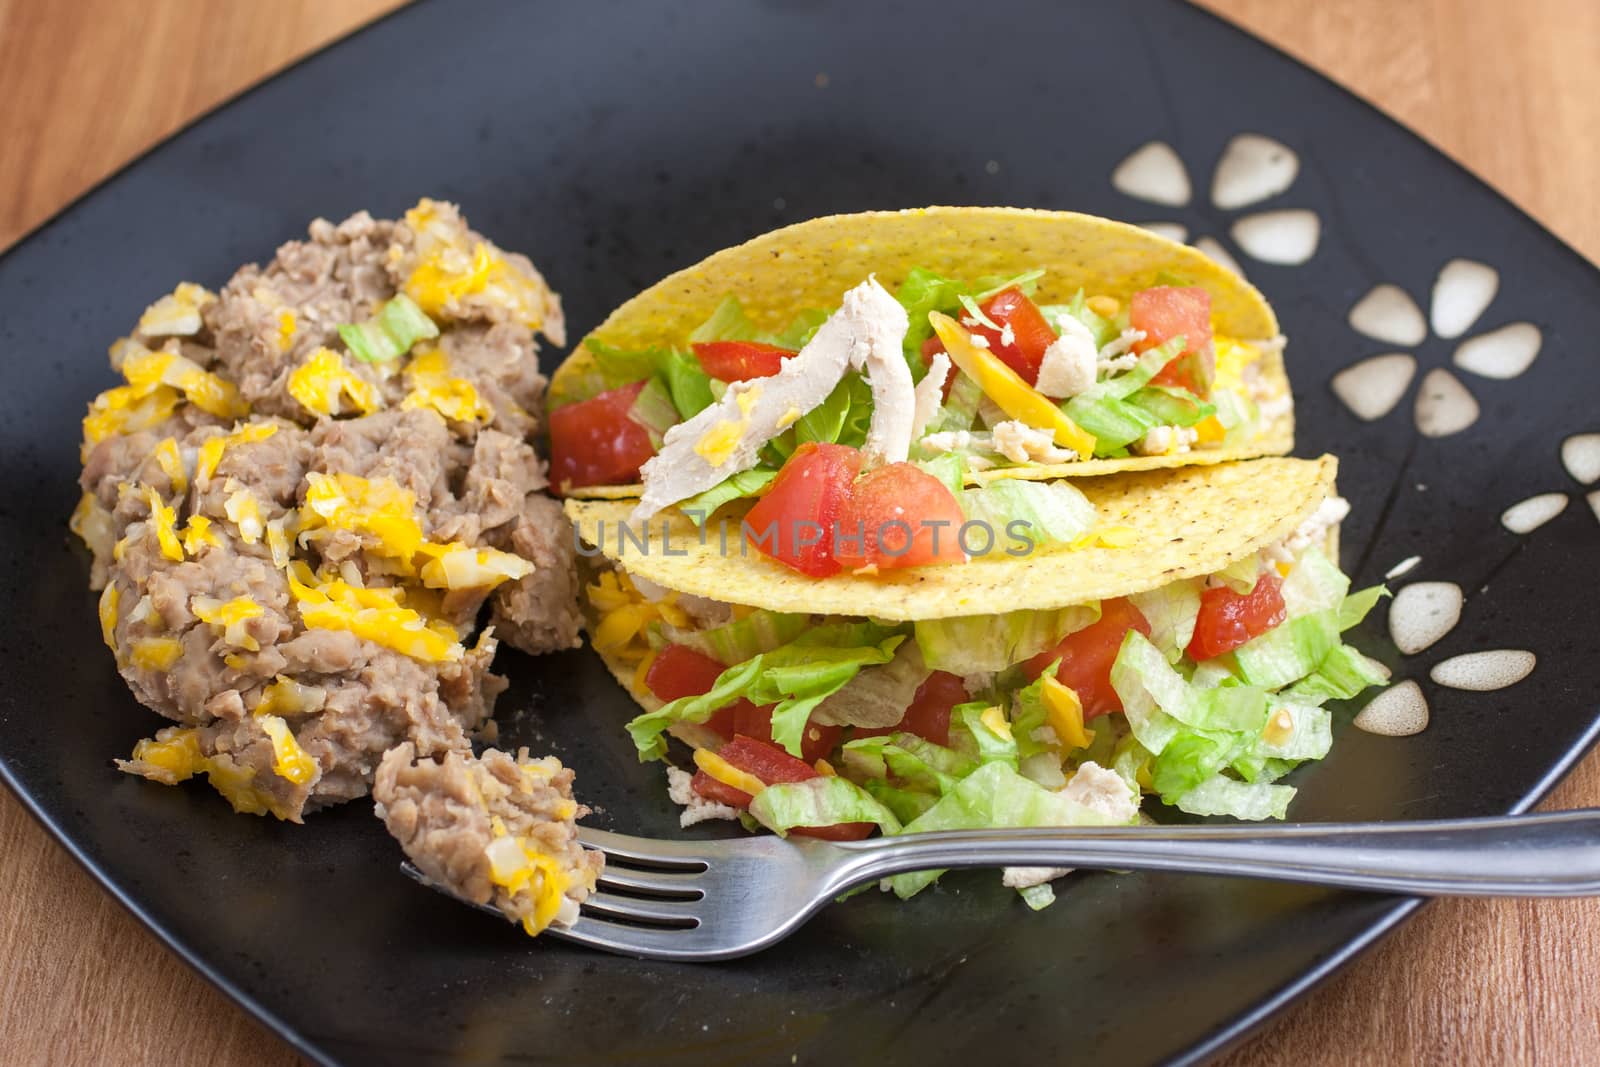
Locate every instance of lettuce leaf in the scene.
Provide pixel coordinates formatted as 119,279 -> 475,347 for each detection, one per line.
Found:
958,480 -> 1097,550
884,761 -> 1137,899
748,776 -> 903,836
625,623 -> 907,759
913,604 -> 1098,676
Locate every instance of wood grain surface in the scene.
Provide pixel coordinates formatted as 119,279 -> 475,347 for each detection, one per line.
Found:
2,1 -> 1597,1064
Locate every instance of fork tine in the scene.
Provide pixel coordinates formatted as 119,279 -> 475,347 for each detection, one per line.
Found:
578,825 -> 717,865
596,866 -> 705,896
582,891 -> 701,925
547,913 -> 733,960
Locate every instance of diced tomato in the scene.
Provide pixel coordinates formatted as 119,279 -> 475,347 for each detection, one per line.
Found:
690,340 -> 795,381
920,336 -> 956,402
688,771 -> 752,808
547,381 -> 657,492
969,287 -> 1059,384
855,670 -> 965,746
1023,597 -> 1152,720
719,704 -> 842,763
1187,572 -> 1287,661
689,735 -> 872,839
833,462 -> 968,572
791,821 -> 875,841
1131,286 -> 1215,398
644,644 -> 726,702
744,443 -> 864,577
648,644 -> 839,759
644,644 -> 755,739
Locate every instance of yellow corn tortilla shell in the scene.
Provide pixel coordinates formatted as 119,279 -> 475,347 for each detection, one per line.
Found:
567,455 -> 1335,622
552,206 -> 1289,498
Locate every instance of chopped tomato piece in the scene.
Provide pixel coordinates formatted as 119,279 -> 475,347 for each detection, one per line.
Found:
833,462 -> 968,572
648,644 -> 839,759
691,340 -> 795,381
744,442 -> 863,577
644,644 -> 726,702
1023,597 -> 1152,720
1131,286 -> 1215,397
855,670 -> 965,746
690,735 -> 872,838
720,704 -> 842,763
688,771 -> 752,808
1187,572 -> 1287,660
791,821 -> 875,841
644,644 -> 755,740
547,381 -> 657,492
969,287 -> 1058,384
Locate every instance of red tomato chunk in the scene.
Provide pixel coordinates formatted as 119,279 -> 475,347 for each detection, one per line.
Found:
744,442 -> 863,577
970,287 -> 1058,384
690,736 -> 872,840
1023,597 -> 1152,720
1131,286 -> 1215,398
691,340 -> 794,381
547,381 -> 657,491
833,462 -> 968,572
1187,572 -> 1287,661
853,669 -> 966,747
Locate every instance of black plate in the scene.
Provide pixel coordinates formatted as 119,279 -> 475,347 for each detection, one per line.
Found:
3,2 -> 1598,1064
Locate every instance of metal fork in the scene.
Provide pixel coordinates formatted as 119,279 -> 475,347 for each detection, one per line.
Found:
403,810 -> 1600,961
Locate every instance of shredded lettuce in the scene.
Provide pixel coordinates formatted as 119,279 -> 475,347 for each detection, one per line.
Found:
689,297 -> 764,344
338,294 -> 439,363
1126,385 -> 1216,428
671,609 -> 809,667
1233,611 -> 1340,689
950,703 -> 1020,768
626,376 -> 680,448
583,339 -> 713,419
1131,579 -> 1202,663
795,372 -> 874,449
958,480 -> 1096,550
748,776 -> 902,836
884,762 -> 1137,899
1175,776 -> 1295,820
895,269 -> 971,369
680,469 -> 776,524
913,604 -> 1098,675
924,371 -> 984,435
626,623 -> 907,759
1281,645 -> 1390,705
842,732 -> 977,795
914,453 -> 966,496
1063,337 -> 1187,453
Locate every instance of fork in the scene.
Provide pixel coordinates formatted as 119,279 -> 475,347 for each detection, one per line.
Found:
402,810 -> 1600,961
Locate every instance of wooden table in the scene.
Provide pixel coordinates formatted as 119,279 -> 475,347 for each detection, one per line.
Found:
3,1 -> 1596,1063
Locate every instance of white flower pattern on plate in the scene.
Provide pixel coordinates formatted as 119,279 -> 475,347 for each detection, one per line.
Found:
1110,134 -> 1320,277
1334,260 -> 1542,437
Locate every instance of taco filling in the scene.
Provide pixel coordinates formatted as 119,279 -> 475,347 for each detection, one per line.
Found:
553,272 -> 1284,510
572,473 -> 1386,905
546,208 -> 1293,504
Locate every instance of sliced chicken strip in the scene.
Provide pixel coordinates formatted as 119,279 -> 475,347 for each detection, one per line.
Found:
631,277 -> 909,520
909,351 -> 950,442
855,287 -> 915,465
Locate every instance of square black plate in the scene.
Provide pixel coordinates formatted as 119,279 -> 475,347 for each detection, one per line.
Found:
3,2 -> 1598,1064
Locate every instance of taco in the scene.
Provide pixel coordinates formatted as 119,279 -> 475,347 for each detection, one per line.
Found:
565,456 -> 1389,904
545,207 -> 1292,511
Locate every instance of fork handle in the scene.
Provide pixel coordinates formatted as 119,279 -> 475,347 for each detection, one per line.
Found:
826,810 -> 1600,897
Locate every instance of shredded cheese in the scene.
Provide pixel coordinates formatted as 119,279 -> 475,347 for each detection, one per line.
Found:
287,347 -> 381,417
693,748 -> 766,797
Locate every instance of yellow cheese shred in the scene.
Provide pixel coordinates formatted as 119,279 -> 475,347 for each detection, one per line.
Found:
287,347 -> 381,417
693,747 -> 767,797
1040,676 -> 1094,751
